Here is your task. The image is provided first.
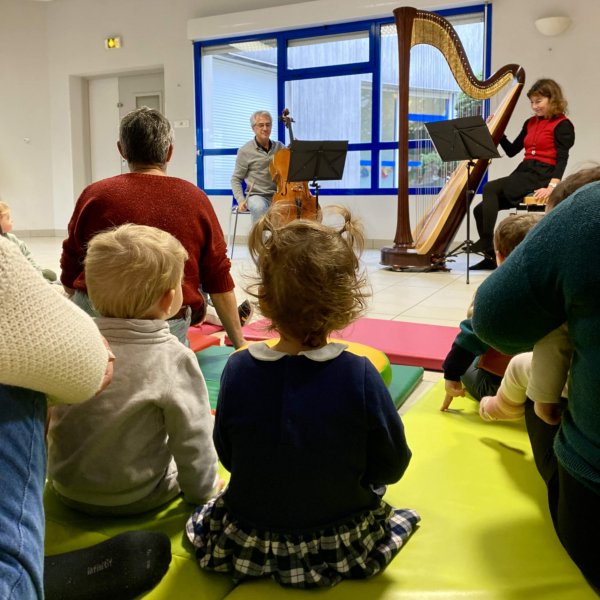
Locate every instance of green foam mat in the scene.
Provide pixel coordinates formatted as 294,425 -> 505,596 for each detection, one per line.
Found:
197,347 -> 422,411
196,345 -> 234,410
389,364 -> 424,409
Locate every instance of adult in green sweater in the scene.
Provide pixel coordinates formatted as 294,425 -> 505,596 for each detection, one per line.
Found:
472,180 -> 600,591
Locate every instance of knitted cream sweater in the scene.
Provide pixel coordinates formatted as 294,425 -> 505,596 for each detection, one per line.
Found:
0,236 -> 107,404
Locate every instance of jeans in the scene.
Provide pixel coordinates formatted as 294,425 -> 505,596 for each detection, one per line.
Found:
246,194 -> 271,224
0,385 -> 47,600
72,290 -> 191,346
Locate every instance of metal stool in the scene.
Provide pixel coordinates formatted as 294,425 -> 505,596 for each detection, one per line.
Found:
227,198 -> 251,259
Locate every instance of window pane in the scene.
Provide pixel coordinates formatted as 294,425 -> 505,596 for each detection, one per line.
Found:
201,41 -> 277,149
287,31 -> 369,69
285,74 -> 372,144
203,154 -> 237,190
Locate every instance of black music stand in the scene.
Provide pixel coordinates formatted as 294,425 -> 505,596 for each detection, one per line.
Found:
425,116 -> 500,284
287,140 -> 348,207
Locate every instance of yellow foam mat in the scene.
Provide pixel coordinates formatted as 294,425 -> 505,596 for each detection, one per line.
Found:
44,380 -> 596,599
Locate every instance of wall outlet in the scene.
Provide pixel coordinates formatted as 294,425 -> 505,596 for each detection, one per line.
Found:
174,119 -> 190,128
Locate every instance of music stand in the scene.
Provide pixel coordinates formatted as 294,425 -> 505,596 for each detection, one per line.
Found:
287,140 -> 348,208
425,116 -> 500,283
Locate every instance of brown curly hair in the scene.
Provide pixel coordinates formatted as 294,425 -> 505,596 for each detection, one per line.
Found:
547,165 -> 600,210
527,78 -> 568,117
247,204 -> 370,348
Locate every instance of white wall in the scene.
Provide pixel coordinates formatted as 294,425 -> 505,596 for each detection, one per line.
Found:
0,0 -> 52,234
0,0 -> 595,242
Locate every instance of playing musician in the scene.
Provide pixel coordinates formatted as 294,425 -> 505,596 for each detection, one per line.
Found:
231,110 -> 284,223
470,79 -> 575,270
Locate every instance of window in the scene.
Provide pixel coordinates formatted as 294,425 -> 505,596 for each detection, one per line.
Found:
194,6 -> 488,195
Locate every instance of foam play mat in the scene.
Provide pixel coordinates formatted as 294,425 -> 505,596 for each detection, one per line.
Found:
230,318 -> 459,370
195,344 -> 423,411
44,383 -> 596,599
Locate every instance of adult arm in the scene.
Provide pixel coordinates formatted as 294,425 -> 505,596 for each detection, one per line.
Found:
550,119 -> 575,180
363,360 -> 412,486
210,291 -> 246,349
499,120 -> 527,157
231,148 -> 249,206
162,350 -> 219,505
0,238 -> 109,404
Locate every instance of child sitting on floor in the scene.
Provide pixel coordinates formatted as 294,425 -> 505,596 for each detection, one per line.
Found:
47,224 -> 219,515
0,200 -> 56,282
186,205 -> 419,589
479,166 -> 600,424
441,213 -> 541,410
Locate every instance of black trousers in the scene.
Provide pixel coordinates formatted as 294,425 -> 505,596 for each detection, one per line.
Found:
474,161 -> 555,254
524,401 -> 600,592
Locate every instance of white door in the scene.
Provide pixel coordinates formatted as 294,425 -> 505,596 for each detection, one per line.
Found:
87,71 -> 165,179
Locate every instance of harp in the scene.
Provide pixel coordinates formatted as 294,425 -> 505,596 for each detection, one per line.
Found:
380,7 -> 525,270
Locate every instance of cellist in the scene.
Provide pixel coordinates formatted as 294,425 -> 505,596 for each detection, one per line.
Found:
231,111 -> 284,224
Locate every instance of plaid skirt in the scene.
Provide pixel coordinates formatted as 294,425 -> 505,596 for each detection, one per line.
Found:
186,494 -> 420,588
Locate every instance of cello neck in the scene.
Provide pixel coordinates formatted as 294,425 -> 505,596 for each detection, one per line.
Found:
281,108 -> 295,144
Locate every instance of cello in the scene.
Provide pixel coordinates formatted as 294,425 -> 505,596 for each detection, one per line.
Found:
269,109 -> 318,223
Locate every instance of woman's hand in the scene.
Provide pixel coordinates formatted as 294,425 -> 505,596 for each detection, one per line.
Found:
533,186 -> 553,201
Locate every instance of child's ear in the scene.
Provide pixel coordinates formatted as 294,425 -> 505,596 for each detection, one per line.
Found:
495,250 -> 505,265
158,289 -> 176,316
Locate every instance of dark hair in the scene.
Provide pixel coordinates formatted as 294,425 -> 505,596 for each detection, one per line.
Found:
547,166 -> 600,210
247,205 -> 369,348
119,107 -> 174,166
526,79 -> 568,117
494,213 -> 541,258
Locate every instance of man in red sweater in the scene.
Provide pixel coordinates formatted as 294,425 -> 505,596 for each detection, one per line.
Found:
61,107 -> 245,348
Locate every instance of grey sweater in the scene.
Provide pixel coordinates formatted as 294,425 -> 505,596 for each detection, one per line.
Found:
48,317 -> 218,508
231,137 -> 284,203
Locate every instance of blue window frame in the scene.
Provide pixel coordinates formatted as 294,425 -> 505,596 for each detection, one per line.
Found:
193,4 -> 491,196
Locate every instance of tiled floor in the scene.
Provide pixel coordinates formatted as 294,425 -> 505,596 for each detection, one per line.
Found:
23,236 -> 492,412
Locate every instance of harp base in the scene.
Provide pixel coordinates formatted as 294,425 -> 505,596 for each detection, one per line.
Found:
380,246 -> 449,272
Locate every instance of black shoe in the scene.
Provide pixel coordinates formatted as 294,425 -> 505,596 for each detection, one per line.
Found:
238,300 -> 254,327
469,257 -> 497,271
468,239 -> 493,254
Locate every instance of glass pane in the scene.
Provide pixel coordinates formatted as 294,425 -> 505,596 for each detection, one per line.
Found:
203,154 -> 237,190
297,150 -> 369,190
201,41 -> 277,149
380,13 -> 484,142
287,31 -> 369,69
285,74 -> 372,144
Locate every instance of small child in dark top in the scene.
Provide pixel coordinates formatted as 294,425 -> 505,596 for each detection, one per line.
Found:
441,213 -> 541,410
186,205 -> 419,589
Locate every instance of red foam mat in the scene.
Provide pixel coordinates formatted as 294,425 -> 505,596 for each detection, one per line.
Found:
231,318 -> 458,371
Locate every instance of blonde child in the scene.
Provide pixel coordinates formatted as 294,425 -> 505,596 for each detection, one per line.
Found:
47,224 -> 219,515
0,200 -> 56,281
186,206 -> 419,588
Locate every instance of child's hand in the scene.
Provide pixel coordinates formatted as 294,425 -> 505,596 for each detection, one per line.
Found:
96,337 -> 116,395
441,380 -> 465,411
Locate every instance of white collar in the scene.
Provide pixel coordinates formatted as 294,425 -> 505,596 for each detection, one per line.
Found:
247,341 -> 348,362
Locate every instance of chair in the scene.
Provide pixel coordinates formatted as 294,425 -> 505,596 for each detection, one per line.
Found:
516,195 -> 546,213
227,197 -> 251,259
